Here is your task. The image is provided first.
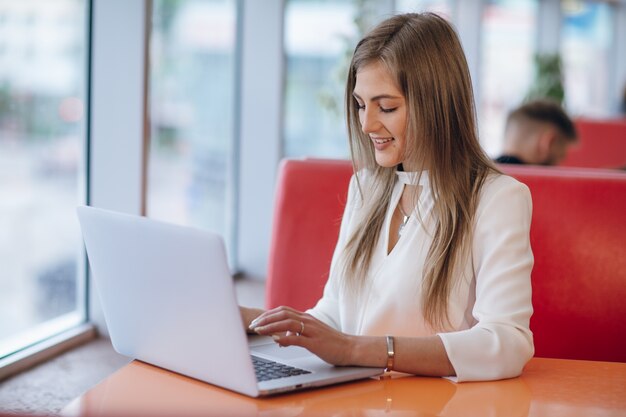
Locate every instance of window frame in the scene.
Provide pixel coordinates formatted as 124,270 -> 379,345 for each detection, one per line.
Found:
0,0 -> 95,380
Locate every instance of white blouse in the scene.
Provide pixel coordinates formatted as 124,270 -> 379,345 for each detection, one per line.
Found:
308,169 -> 534,382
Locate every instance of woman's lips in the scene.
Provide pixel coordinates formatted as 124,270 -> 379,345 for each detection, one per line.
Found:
371,137 -> 394,150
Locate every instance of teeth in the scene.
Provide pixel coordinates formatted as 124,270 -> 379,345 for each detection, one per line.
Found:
373,138 -> 393,144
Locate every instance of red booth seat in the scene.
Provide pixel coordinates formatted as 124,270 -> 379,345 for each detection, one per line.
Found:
266,159 -> 352,313
561,118 -> 626,169
266,158 -> 626,363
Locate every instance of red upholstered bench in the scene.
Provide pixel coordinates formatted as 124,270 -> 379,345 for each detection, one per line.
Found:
499,165 -> 626,362
265,158 -> 626,362
266,159 -> 353,313
561,118 -> 626,169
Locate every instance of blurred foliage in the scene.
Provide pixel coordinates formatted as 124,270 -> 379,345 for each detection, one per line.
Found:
0,82 -> 9,115
0,87 -> 67,141
154,0 -> 183,36
526,53 -> 565,105
317,0 -> 380,118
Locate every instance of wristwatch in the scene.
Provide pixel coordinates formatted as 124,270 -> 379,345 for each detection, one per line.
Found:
385,335 -> 395,372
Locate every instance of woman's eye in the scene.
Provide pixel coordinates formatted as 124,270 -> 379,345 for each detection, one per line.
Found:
380,107 -> 397,113
356,103 -> 365,110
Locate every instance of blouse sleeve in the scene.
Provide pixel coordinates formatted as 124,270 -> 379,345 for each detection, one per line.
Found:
307,173 -> 360,330
437,175 -> 534,382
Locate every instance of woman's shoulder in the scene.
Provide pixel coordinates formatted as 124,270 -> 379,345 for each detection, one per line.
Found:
478,172 -> 532,212
472,172 -> 533,234
347,167 -> 377,195
481,171 -> 530,197
353,167 -> 376,184
345,167 -> 390,212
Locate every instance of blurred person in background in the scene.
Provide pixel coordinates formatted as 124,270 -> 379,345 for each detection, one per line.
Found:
495,100 -> 577,166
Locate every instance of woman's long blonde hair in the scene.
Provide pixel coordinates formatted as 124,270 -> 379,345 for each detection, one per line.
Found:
342,13 -> 497,330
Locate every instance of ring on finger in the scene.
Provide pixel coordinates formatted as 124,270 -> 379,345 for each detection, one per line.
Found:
296,321 -> 305,336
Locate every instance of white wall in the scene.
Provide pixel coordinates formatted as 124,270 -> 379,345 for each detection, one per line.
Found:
88,0 -> 149,332
613,2 -> 626,113
236,0 -> 285,280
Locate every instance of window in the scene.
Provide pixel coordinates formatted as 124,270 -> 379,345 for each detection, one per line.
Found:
283,0 -> 356,158
0,0 -> 88,358
479,0 -> 538,156
146,0 -> 238,264
561,0 -> 613,117
394,0 -> 453,17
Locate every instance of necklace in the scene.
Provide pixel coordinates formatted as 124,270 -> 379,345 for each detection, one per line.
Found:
398,204 -> 410,238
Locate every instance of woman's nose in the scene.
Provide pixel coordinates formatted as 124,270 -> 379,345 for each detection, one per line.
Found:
360,108 -> 380,134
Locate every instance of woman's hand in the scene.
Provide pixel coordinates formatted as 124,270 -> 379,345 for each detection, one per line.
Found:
249,306 -> 356,366
240,306 -> 265,334
249,307 -> 454,375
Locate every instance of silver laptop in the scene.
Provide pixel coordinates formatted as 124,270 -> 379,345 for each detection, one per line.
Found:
77,206 -> 382,397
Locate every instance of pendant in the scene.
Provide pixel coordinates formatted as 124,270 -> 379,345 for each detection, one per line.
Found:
398,215 -> 410,238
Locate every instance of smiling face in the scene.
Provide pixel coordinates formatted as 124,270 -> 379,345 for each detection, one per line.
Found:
353,61 -> 408,168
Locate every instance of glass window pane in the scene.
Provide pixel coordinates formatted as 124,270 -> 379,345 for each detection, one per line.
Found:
147,0 -> 237,264
0,0 -> 87,357
394,0 -> 453,17
283,0 -> 356,158
479,0 -> 538,156
283,0 -> 451,159
561,0 -> 613,117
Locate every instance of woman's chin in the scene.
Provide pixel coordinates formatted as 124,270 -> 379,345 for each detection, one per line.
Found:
374,154 -> 402,168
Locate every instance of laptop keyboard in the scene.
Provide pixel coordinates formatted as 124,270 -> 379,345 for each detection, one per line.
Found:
251,355 -> 311,382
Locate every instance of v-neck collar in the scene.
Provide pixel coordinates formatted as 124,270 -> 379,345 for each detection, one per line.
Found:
395,170 -> 429,187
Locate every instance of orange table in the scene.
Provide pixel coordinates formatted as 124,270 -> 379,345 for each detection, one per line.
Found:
63,357 -> 626,416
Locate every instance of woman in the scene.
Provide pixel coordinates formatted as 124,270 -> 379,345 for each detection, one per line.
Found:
241,13 -> 533,382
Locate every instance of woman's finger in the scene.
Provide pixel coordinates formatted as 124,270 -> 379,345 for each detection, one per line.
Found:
249,307 -> 304,329
249,307 -> 289,325
272,333 -> 310,349
259,305 -> 300,319
253,318 -> 305,336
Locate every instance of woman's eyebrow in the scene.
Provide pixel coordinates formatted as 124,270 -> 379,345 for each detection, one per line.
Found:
352,92 -> 403,101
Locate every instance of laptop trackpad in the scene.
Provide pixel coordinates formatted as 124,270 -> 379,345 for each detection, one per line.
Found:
252,343 -> 311,360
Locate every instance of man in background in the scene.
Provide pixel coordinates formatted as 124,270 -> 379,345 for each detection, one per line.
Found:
495,100 -> 578,166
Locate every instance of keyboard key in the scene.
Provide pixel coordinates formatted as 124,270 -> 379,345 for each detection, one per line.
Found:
251,355 -> 311,382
